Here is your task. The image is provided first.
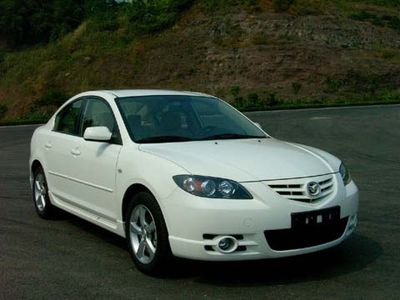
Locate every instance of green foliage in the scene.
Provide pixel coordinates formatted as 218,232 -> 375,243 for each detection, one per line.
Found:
350,0 -> 399,7
351,11 -> 400,31
266,92 -> 279,106
325,77 -> 345,93
28,89 -> 69,120
126,1 -> 179,34
85,0 -> 194,36
201,0 -> 259,11
252,33 -> 268,45
292,82 -> 302,95
292,0 -> 323,15
89,9 -> 120,32
344,70 -> 397,96
273,0 -> 295,12
324,71 -> 398,97
0,104 -> 7,119
234,96 -> 245,108
232,91 -> 281,110
247,92 -> 260,107
35,89 -> 70,107
0,0 -> 193,48
230,85 -> 241,98
0,0 -> 86,47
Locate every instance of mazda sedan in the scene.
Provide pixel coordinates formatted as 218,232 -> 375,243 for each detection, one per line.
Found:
30,90 -> 359,275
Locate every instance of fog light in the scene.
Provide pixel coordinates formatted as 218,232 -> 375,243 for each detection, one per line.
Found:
216,236 -> 238,253
219,238 -> 232,250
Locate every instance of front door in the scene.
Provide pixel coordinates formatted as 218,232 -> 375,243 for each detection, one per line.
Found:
71,97 -> 122,221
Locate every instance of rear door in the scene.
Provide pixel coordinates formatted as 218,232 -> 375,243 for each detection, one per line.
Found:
45,98 -> 85,206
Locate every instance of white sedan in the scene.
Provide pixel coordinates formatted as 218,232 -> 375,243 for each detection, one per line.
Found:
30,90 -> 359,275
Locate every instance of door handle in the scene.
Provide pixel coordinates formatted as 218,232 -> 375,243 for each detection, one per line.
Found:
71,148 -> 81,156
45,142 -> 52,150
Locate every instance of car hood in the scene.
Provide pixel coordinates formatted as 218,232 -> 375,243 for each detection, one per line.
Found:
138,138 -> 341,182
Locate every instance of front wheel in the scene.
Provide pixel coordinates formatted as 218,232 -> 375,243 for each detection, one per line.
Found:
125,192 -> 172,276
32,166 -> 56,219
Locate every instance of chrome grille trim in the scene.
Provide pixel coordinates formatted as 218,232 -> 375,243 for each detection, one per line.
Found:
267,174 -> 335,203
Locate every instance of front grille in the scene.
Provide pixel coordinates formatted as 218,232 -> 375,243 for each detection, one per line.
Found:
264,217 -> 348,251
267,174 -> 335,203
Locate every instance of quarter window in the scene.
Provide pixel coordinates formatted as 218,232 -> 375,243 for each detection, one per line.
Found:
54,99 -> 83,135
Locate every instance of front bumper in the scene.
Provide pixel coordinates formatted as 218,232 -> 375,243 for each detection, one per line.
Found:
162,173 -> 359,261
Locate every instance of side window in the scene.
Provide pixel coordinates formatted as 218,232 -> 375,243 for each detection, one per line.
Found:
54,99 -> 83,135
81,98 -> 120,142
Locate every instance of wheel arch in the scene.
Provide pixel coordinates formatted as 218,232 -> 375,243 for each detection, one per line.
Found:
121,183 -> 155,224
31,159 -> 43,174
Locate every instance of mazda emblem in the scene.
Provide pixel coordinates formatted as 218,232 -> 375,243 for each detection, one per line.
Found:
307,181 -> 321,197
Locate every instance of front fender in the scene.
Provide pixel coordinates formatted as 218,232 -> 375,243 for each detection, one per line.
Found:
115,145 -> 187,231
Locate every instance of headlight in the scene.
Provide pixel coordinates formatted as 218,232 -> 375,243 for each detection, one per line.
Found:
339,163 -> 351,185
173,175 -> 253,199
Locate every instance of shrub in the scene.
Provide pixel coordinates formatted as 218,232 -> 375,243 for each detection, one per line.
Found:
89,10 -> 120,32
247,92 -> 260,107
266,92 -> 279,106
0,0 -> 86,47
252,33 -> 268,45
351,11 -> 400,31
0,104 -> 7,119
36,89 -> 70,107
325,77 -> 344,93
234,96 -> 245,108
201,0 -> 259,11
230,85 -> 241,98
29,90 -> 69,121
292,82 -> 302,95
125,0 -> 194,35
273,0 -> 295,12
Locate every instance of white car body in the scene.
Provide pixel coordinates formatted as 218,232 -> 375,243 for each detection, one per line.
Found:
30,90 -> 358,263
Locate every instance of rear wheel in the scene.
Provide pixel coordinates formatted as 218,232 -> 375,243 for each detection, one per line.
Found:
32,166 -> 56,219
125,192 -> 172,276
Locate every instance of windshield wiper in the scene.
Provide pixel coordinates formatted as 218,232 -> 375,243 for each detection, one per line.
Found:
136,136 -> 194,143
201,133 -> 267,140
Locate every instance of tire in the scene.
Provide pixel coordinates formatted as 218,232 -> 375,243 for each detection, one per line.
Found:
125,191 -> 172,276
32,166 -> 56,219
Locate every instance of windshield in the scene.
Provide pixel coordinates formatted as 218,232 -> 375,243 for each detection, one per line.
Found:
116,95 -> 267,143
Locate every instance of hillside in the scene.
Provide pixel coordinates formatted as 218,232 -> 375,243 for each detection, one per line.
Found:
0,0 -> 399,123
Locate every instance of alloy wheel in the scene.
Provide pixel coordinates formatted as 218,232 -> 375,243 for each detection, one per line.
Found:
129,204 -> 158,264
34,173 -> 47,211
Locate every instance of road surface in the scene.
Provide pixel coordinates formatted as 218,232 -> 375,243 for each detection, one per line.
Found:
1,105 -> 399,299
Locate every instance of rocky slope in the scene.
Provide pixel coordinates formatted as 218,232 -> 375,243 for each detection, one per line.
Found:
0,1 -> 399,121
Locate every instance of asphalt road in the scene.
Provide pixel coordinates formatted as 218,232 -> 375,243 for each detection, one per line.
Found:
1,105 -> 399,299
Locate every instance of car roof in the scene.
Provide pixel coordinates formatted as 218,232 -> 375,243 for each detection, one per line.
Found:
95,89 -> 211,98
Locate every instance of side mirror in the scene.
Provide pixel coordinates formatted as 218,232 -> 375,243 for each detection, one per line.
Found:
254,122 -> 262,129
83,126 -> 112,142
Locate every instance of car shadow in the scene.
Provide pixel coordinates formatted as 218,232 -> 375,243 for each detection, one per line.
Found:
57,211 -> 382,285
178,233 -> 382,286
54,210 -> 127,250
